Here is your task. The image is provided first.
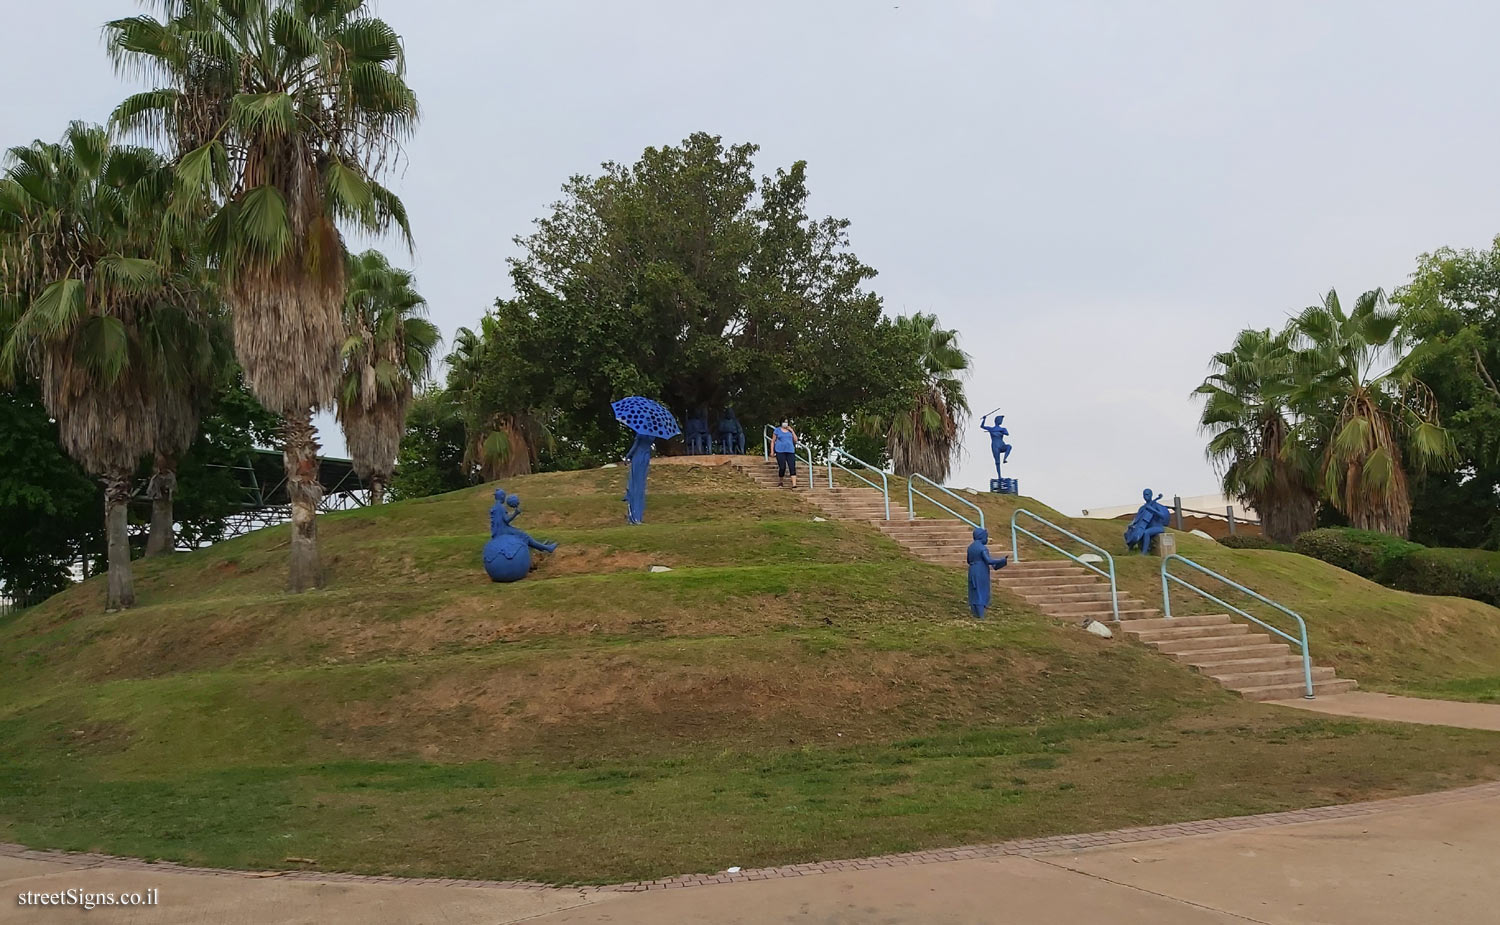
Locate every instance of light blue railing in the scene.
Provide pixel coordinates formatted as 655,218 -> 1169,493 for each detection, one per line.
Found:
1010,509 -> 1119,622
1161,554 -> 1314,699
907,473 -> 984,530
762,425 -> 814,489
825,445 -> 890,519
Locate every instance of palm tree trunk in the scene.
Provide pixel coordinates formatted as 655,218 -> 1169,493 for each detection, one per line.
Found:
145,453 -> 178,557
283,409 -> 325,592
103,470 -> 135,611
370,476 -> 386,506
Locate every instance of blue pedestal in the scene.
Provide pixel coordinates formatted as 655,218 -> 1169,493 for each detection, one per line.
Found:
990,478 -> 1019,495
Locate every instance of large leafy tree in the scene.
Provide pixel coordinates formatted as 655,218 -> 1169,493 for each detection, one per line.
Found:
1289,288 -> 1453,537
1394,239 -> 1500,547
108,0 -> 419,590
858,312 -> 970,480
0,124 -> 199,609
481,133 -> 911,456
1193,327 -> 1319,543
0,384 -> 103,602
337,249 -> 439,504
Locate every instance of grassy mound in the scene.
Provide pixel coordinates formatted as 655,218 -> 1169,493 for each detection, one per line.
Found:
951,490 -> 1500,703
1,463 -> 1498,882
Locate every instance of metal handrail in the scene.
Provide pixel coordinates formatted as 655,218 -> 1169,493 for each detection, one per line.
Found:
1010,509 -> 1120,622
826,446 -> 890,519
762,425 -> 814,489
1161,554 -> 1314,699
907,473 -> 984,530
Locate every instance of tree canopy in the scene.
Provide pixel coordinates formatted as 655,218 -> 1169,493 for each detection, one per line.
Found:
464,133 -> 922,459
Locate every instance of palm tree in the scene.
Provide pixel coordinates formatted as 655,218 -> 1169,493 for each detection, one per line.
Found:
0,124 -> 199,609
1290,288 -> 1454,536
337,250 -> 440,504
108,0 -> 419,590
145,304 -> 229,556
1194,327 -> 1319,543
446,323 -> 550,479
860,312 -> 970,480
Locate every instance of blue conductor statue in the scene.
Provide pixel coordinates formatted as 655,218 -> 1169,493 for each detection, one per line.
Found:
966,527 -> 1009,619
980,413 -> 1012,485
1124,489 -> 1172,555
483,490 -> 557,582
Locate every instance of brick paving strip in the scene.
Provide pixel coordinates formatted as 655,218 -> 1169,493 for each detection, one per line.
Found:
5,779 -> 1499,893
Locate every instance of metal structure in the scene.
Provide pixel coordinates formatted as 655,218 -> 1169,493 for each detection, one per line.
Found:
1010,508 -> 1120,622
826,445 -> 889,519
1160,553 -> 1315,699
908,473 -> 984,530
129,449 -> 368,548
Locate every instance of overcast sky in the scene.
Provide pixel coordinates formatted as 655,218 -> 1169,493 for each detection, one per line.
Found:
6,0 -> 1500,514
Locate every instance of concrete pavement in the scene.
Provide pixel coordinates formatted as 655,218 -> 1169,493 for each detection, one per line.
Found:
7,783 -> 1500,924
1269,690 -> 1500,731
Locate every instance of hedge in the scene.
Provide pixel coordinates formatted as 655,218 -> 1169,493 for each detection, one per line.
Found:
1218,534 -> 1292,552
1384,547 -> 1500,608
1291,528 -> 1423,582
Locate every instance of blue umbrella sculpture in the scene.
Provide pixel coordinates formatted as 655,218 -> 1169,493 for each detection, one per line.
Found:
611,396 -> 682,439
612,397 -> 680,524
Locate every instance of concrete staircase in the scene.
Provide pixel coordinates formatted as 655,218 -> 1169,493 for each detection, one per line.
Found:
727,455 -> 1356,702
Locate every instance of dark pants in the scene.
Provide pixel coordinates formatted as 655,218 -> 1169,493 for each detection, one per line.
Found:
776,452 -> 797,478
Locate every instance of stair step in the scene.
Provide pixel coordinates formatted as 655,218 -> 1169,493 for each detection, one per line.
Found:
1173,643 -> 1291,663
1018,591 -> 1117,604
1116,614 -> 1231,632
1130,624 -> 1250,643
1210,666 -> 1337,687
1188,654 -> 1302,673
1153,632 -> 1273,654
1236,678 -> 1358,701
998,575 -> 1104,586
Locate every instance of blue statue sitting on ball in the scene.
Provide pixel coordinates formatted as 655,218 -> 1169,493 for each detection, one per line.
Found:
483,489 -> 557,582
966,527 -> 1009,619
1124,489 -> 1171,555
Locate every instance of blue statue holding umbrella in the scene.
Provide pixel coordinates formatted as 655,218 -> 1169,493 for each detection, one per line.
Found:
483,489 -> 557,582
612,396 -> 682,525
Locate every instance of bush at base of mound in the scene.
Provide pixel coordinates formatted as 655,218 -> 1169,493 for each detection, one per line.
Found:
1218,534 -> 1292,552
1292,528 -> 1423,581
1385,547 -> 1500,608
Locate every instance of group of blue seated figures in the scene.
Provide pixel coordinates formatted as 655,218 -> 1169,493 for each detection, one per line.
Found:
682,408 -> 745,455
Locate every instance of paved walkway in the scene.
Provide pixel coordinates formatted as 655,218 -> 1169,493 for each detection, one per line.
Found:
5,781 -> 1499,924
1268,690 -> 1500,731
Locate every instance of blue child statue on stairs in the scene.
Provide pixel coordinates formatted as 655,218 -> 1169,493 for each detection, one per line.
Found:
966,527 -> 1010,619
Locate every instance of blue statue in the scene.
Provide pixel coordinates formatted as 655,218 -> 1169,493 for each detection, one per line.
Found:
717,407 -> 745,455
980,413 -> 1012,484
1124,489 -> 1172,555
966,527 -> 1009,619
612,396 -> 681,525
684,411 -> 711,454
483,490 -> 557,582
624,433 -> 653,524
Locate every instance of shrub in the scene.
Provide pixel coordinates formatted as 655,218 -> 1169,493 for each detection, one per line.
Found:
1218,534 -> 1291,552
1292,528 -> 1423,581
1385,547 -> 1500,607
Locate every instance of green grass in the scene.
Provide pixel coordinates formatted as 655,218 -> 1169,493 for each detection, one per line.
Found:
1,462 -> 1498,882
